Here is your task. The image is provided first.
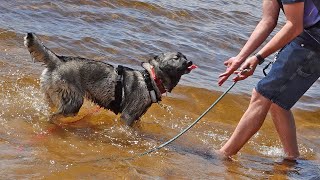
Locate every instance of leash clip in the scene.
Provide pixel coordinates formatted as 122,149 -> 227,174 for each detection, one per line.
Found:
240,68 -> 251,74
237,67 -> 251,77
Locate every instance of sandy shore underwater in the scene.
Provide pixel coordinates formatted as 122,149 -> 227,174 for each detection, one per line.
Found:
1,0 -> 320,179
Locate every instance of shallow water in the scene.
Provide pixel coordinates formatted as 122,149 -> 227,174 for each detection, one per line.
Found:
0,0 -> 320,179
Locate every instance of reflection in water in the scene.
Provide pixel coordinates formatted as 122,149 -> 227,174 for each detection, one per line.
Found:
0,0 -> 320,179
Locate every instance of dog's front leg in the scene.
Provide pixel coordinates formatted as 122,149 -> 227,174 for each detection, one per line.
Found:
120,113 -> 136,126
120,102 -> 151,126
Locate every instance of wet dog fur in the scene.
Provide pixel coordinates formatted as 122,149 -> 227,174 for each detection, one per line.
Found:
24,33 -> 195,126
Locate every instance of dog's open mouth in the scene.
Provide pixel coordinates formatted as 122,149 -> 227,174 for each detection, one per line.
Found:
185,64 -> 197,74
188,64 -> 197,71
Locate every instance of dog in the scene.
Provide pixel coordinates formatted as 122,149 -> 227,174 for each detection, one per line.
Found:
24,33 -> 197,126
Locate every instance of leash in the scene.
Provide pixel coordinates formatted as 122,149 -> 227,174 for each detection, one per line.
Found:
125,71 -> 246,160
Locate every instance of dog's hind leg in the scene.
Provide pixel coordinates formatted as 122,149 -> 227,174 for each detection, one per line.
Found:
49,86 -> 85,124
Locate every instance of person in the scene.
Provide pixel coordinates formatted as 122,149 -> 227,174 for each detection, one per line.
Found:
217,0 -> 320,160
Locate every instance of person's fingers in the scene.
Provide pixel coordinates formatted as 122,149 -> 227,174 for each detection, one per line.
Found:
218,76 -> 228,86
218,69 -> 236,85
219,58 -> 242,86
234,67 -> 252,75
232,67 -> 254,82
232,74 -> 247,81
218,71 -> 230,78
233,70 -> 241,74
219,65 -> 235,77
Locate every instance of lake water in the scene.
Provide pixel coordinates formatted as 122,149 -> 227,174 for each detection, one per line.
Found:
0,0 -> 319,179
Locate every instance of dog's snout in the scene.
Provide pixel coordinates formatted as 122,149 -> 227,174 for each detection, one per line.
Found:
187,61 -> 193,66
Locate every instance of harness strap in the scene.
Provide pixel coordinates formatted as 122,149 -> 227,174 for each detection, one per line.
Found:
111,65 -> 124,114
141,70 -> 161,103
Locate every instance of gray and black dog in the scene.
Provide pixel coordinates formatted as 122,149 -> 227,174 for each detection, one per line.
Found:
24,33 -> 197,126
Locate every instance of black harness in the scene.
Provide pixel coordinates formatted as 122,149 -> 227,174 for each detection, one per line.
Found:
108,65 -> 124,114
109,65 -> 161,114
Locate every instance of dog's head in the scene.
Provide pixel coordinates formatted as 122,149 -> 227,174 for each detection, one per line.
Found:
149,52 -> 197,92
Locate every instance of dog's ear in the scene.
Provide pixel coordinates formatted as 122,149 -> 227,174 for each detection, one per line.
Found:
145,54 -> 158,63
148,55 -> 158,63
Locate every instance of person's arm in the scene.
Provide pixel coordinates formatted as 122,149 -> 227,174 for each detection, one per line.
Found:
257,2 -> 304,59
233,1 -> 304,81
218,0 -> 280,86
237,0 -> 281,62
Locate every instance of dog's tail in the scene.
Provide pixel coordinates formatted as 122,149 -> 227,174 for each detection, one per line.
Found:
24,33 -> 61,69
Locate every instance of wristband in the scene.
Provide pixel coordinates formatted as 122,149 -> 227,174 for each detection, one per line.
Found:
255,54 -> 265,65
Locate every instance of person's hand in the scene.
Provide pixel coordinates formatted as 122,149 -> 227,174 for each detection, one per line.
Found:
218,57 -> 242,86
232,56 -> 259,82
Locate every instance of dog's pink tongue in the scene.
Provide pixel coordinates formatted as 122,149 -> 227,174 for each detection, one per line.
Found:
188,64 -> 197,70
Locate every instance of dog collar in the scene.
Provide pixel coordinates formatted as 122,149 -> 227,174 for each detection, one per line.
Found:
150,66 -> 167,94
141,63 -> 166,103
141,70 -> 161,103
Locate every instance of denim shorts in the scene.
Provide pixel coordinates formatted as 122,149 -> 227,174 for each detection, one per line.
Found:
256,29 -> 320,110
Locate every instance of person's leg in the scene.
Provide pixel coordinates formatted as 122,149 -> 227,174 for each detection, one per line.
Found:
217,31 -> 320,158
270,103 -> 299,159
218,88 -> 272,156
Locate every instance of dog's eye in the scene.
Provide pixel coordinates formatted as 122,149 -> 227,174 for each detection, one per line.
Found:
173,56 -> 179,60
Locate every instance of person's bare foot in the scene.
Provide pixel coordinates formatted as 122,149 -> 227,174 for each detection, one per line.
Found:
284,155 -> 299,161
211,149 -> 233,160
